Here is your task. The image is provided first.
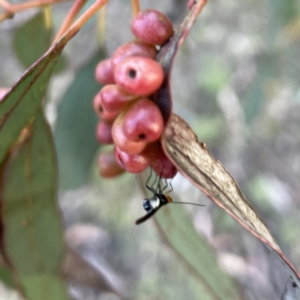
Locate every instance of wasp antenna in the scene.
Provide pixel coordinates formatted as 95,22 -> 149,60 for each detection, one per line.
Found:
172,201 -> 205,207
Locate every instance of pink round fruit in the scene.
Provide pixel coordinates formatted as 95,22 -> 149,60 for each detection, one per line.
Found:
100,84 -> 138,113
98,151 -> 125,178
111,41 -> 157,70
95,59 -> 115,85
143,142 -> 177,178
114,146 -> 150,173
123,98 -> 164,142
96,121 -> 113,144
114,56 -> 164,96
131,9 -> 173,46
112,113 -> 147,155
93,92 -> 119,122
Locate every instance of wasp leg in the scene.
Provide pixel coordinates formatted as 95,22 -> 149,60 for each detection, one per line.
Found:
161,178 -> 169,193
145,168 -> 157,194
165,179 -> 173,194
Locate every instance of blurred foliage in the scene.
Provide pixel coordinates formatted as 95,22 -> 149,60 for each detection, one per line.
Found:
0,10 -> 67,299
0,110 -> 68,300
54,52 -> 103,190
0,0 -> 300,300
13,11 -> 66,72
155,204 -> 241,299
0,41 -> 61,163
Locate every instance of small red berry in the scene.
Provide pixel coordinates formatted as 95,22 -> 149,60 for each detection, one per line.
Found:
96,121 -> 113,144
114,146 -> 150,173
93,92 -> 119,122
114,56 -> 164,96
111,41 -> 157,70
100,84 -> 138,113
123,98 -> 164,142
131,9 -> 173,46
112,113 -> 147,155
143,142 -> 177,178
95,59 -> 115,85
98,151 -> 125,178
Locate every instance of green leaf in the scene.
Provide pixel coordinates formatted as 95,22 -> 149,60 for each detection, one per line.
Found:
13,12 -> 66,73
0,266 -> 15,288
154,205 -> 241,300
0,41 -> 63,165
0,109 -> 69,300
20,274 -> 68,300
54,51 -> 104,190
14,12 -> 51,68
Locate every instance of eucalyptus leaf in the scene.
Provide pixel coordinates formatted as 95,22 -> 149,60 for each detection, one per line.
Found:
154,205 -> 241,300
13,12 -> 66,73
0,109 -> 69,300
0,45 -> 63,164
54,51 -> 104,190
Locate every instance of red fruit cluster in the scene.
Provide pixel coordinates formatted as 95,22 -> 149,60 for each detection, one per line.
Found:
94,9 -> 177,179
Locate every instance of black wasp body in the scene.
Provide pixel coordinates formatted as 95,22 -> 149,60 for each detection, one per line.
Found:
135,169 -> 205,225
136,169 -> 173,225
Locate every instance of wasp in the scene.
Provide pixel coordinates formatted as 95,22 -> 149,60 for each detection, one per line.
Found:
136,169 -> 204,224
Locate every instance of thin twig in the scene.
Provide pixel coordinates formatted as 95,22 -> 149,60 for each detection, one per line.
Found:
56,0 -> 108,46
0,0 -> 12,10
10,0 -> 68,12
0,0 -> 69,22
53,0 -> 87,44
130,0 -> 140,17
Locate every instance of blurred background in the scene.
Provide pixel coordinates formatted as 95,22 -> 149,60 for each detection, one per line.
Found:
1,0 -> 300,299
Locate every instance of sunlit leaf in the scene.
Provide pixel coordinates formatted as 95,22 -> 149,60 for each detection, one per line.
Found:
0,266 -> 15,288
154,204 -> 242,300
0,109 -> 68,300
